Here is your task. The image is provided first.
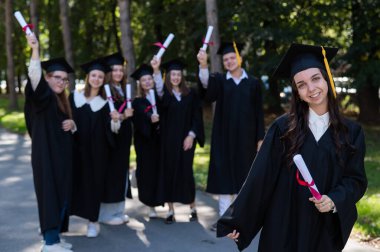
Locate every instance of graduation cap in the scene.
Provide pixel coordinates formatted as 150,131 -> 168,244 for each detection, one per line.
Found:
103,52 -> 125,66
272,43 -> 339,97
41,57 -> 74,74
130,64 -> 153,80
161,58 -> 187,72
80,58 -> 111,74
217,41 -> 243,55
217,41 -> 243,67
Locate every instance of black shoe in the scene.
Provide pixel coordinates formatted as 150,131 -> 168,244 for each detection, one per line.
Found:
189,210 -> 198,221
210,222 -> 217,231
165,214 -> 175,224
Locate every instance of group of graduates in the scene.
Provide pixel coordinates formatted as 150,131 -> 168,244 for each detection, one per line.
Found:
24,28 -> 367,252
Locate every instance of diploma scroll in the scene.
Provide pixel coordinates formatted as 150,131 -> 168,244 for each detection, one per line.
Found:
14,11 -> 33,35
293,154 -> 322,200
126,84 -> 132,109
201,26 -> 214,51
104,84 -> 116,112
155,33 -> 175,59
149,89 -> 158,115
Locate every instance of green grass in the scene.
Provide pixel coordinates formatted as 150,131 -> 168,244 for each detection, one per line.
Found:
0,95 -> 26,134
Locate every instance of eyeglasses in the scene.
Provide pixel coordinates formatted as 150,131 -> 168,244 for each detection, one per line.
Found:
52,76 -> 69,85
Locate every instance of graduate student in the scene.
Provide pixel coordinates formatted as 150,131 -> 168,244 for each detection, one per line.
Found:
197,42 -> 265,229
131,63 -> 164,218
24,33 -> 75,252
217,43 -> 368,252
156,58 -> 205,224
69,58 -> 119,238
98,52 -> 134,225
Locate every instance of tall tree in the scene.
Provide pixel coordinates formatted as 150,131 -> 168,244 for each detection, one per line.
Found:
30,0 -> 39,37
348,0 -> 380,123
118,0 -> 136,84
5,0 -> 18,110
59,0 -> 75,90
205,0 -> 222,73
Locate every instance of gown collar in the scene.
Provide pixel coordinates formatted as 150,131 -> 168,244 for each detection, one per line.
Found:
74,90 -> 107,112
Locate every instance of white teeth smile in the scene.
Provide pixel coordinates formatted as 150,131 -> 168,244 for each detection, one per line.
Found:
310,92 -> 320,98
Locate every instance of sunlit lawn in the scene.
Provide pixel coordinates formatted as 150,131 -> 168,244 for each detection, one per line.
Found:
0,95 -> 379,238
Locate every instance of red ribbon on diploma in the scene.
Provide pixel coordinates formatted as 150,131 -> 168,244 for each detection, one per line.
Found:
144,105 -> 156,113
296,170 -> 322,200
202,37 -> 214,46
153,42 -> 166,49
118,101 -> 126,113
22,24 -> 34,32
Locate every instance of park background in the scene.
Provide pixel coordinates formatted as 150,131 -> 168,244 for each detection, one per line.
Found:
0,0 -> 379,248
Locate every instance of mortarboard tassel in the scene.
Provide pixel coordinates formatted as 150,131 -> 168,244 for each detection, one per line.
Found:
233,41 -> 242,67
321,46 -> 337,98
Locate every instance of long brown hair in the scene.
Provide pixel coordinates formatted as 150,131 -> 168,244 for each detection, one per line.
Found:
281,68 -> 353,169
105,65 -> 127,101
46,73 -> 72,119
164,70 -> 189,96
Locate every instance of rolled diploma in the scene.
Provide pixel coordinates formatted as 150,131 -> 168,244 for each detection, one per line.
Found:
293,154 -> 322,200
156,33 -> 175,59
104,84 -> 115,112
14,11 -> 32,35
126,84 -> 132,108
201,26 -> 214,51
149,89 -> 157,115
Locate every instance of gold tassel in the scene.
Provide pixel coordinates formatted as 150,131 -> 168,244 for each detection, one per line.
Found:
321,46 -> 336,98
233,41 -> 242,67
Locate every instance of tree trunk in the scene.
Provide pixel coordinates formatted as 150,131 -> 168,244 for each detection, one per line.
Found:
357,84 -> 380,124
205,0 -> 222,73
5,0 -> 18,110
30,0 -> 39,38
118,0 -> 136,86
59,0 -> 76,90
112,1 -> 121,53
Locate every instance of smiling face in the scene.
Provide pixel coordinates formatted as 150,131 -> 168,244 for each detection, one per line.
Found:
88,70 -> 105,90
139,74 -> 154,92
46,71 -> 69,94
293,67 -> 329,114
169,70 -> 182,87
111,65 -> 124,83
222,52 -> 240,72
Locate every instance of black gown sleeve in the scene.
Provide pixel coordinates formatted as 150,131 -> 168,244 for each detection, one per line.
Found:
132,99 -> 155,139
216,121 -> 285,251
327,123 -> 367,248
204,73 -> 223,103
190,89 -> 205,147
254,80 -> 265,142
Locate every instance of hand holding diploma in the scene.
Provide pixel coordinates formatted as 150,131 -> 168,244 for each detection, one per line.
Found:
154,33 -> 175,59
293,154 -> 321,200
201,26 -> 214,51
14,11 -> 33,35
104,84 -> 116,112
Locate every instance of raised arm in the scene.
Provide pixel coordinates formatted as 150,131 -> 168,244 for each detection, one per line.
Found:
197,49 -> 209,88
151,56 -> 164,97
26,33 -> 41,90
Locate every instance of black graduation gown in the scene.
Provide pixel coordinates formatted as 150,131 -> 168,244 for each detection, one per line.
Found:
159,87 -> 205,204
132,96 -> 163,207
217,114 -> 368,252
24,76 -> 73,233
69,91 -> 114,222
103,85 -> 133,202
201,73 -> 265,194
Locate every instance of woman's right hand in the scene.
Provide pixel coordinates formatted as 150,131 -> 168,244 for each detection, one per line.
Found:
150,56 -> 161,73
226,230 -> 240,242
197,49 -> 208,68
26,33 -> 39,50
151,114 -> 159,123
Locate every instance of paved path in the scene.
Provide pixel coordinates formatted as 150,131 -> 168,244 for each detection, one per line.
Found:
0,128 -> 378,252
